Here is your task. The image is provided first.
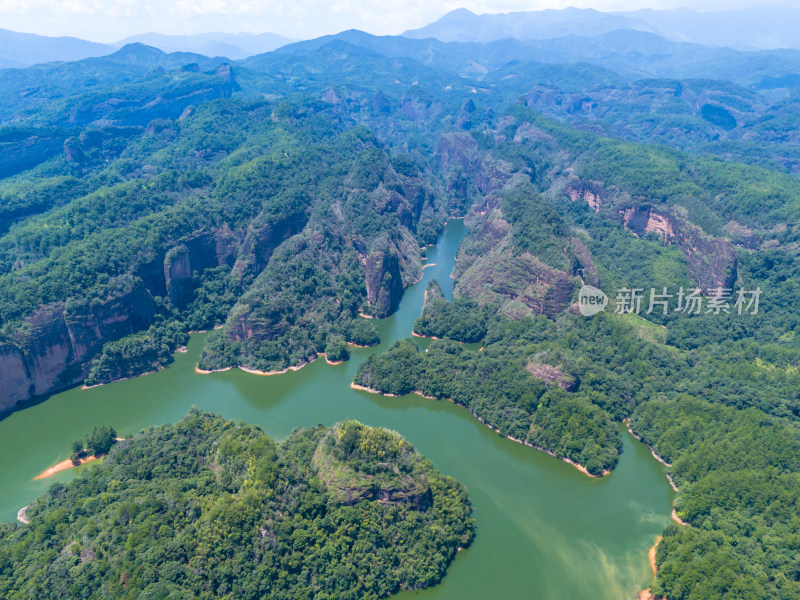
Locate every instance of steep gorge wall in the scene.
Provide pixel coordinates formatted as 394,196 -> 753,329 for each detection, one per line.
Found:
0,278 -> 156,413
567,180 -> 738,292
0,224 -> 248,413
363,228 -> 423,318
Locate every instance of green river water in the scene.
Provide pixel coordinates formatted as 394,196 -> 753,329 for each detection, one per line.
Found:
0,219 -> 674,599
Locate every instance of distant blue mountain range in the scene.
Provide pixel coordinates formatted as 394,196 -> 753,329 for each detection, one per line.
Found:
0,29 -> 295,69
404,6 -> 800,51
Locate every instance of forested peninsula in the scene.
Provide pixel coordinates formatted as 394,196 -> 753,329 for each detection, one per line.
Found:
0,411 -> 474,599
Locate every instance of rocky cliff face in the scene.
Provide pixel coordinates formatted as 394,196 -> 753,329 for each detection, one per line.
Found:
239,213 -> 307,275
312,423 -> 433,509
0,343 -> 30,409
163,229 -> 239,308
621,205 -> 737,292
164,245 -> 192,306
567,179 -> 738,293
363,228 -> 422,318
0,276 -> 156,413
454,213 -> 576,319
566,179 -> 607,213
137,227 -> 241,301
365,250 -> 404,317
570,237 -> 600,287
435,132 -> 520,208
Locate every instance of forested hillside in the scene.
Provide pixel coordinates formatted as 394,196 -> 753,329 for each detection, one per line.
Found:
2,25 -> 800,600
0,411 -> 474,599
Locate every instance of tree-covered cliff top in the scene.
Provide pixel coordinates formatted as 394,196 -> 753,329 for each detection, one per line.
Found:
0,411 -> 474,599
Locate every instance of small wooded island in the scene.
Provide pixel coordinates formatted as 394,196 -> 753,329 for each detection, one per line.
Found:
0,411 -> 474,599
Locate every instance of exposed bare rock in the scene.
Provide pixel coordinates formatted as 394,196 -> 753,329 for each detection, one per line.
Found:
163,230 -> 240,305
63,136 -> 85,163
455,234 -> 574,319
513,122 -> 556,144
0,344 -> 31,411
526,361 -> 578,391
312,421 -> 433,509
619,205 -> 737,292
0,129 -> 65,178
436,132 -> 518,201
164,245 -> 192,306
452,211 -> 510,280
724,220 -> 760,249
0,276 -> 156,413
565,177 -> 737,293
239,212 -> 308,275
570,237 -> 600,287
364,229 -> 422,317
64,276 -> 157,363
566,178 -> 608,212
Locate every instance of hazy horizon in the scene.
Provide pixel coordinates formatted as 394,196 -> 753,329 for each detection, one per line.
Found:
1,1 -> 798,43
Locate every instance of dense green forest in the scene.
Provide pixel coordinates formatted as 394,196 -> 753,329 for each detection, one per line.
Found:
360,270 -> 800,597
632,397 -> 800,600
354,333 -> 622,476
0,411 -> 474,599
2,26 -> 800,600
412,281 -> 490,343
0,99 -> 450,390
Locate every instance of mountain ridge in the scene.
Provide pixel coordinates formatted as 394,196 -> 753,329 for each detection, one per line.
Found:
404,6 -> 800,50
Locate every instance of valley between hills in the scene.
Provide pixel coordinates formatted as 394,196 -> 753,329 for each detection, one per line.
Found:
1,14 -> 800,599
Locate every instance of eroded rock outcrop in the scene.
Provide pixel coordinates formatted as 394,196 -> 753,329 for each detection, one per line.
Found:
164,245 -> 192,307
0,344 -> 30,410
436,132 -> 519,202
363,228 -> 422,318
526,360 -> 579,392
455,220 -> 575,319
0,276 -> 156,413
0,129 -> 66,178
238,212 -> 308,275
620,205 -> 737,292
566,178 -> 737,293
566,179 -> 608,213
312,421 -> 433,509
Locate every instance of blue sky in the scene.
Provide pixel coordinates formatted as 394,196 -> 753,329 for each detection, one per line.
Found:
0,0 -> 793,42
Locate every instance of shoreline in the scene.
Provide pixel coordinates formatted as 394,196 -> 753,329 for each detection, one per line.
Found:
16,505 -> 30,525
350,382 -> 399,397
82,342 -> 193,389
196,355 -> 325,377
411,331 -> 471,345
672,508 -> 689,526
649,537 -> 661,576
318,352 -> 343,366
35,455 -> 99,480
411,331 -> 442,340
82,368 -> 161,389
350,381 -> 605,478
626,421 -> 679,492
638,536 -> 663,600
347,341 -> 374,348
239,361 -> 310,376
195,365 -> 232,374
